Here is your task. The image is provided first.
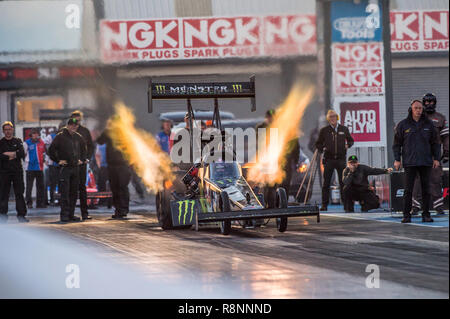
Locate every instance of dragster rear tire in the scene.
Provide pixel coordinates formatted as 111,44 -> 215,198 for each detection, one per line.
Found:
276,187 -> 288,232
219,191 -> 232,235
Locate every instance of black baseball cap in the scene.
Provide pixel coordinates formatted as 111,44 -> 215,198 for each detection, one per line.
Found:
348,155 -> 358,162
266,109 -> 275,117
67,118 -> 79,125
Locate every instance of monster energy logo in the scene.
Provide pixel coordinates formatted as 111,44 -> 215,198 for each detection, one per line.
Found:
232,84 -> 242,93
177,200 -> 196,225
155,85 -> 166,93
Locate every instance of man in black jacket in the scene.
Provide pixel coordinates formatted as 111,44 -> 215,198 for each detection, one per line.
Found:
96,125 -> 131,219
393,100 -> 441,223
70,110 -> 94,220
315,110 -> 354,211
48,118 -> 87,223
342,155 -> 392,212
0,122 -> 28,223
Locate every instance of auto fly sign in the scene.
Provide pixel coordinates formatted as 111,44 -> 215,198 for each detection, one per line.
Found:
333,96 -> 387,147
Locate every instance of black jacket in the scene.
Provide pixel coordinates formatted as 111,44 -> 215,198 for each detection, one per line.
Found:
342,164 -> 387,190
48,128 -> 87,167
393,111 -> 440,167
315,124 -> 354,160
77,125 -> 94,160
0,137 -> 25,173
96,129 -> 128,167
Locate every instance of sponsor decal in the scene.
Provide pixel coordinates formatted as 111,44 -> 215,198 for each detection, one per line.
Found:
177,200 -> 196,225
396,189 -> 404,197
333,96 -> 387,147
390,10 -> 449,52
100,14 -> 316,62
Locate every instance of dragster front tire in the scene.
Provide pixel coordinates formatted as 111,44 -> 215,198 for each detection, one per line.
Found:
156,188 -> 174,230
219,191 -> 232,235
276,187 -> 288,232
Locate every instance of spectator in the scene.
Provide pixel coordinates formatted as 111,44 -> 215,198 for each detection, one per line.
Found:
393,100 -> 441,223
24,128 -> 47,208
315,109 -> 354,211
95,143 -> 109,206
156,118 -> 172,154
0,121 -> 28,223
342,155 -> 392,212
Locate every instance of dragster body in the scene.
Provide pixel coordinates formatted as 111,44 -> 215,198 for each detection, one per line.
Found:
149,77 -> 320,235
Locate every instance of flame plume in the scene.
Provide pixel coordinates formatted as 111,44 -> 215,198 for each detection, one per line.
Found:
247,84 -> 314,186
107,103 -> 174,193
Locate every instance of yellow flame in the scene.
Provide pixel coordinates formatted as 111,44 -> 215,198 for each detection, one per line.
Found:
107,102 -> 174,193
247,84 -> 314,186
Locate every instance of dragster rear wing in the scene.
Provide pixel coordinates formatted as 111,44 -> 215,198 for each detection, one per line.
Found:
147,75 -> 256,113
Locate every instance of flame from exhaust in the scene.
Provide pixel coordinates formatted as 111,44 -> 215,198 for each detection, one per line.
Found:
247,84 -> 314,186
107,103 -> 174,193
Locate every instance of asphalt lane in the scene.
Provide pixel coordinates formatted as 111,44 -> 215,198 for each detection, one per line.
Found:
18,206 -> 448,299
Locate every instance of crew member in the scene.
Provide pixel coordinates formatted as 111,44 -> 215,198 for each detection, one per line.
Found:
97,118 -> 131,219
411,93 -> 449,215
315,109 -> 354,211
0,122 -> 28,223
24,128 -> 47,209
393,100 -> 441,223
48,118 -> 87,223
342,155 -> 392,212
70,110 -> 94,220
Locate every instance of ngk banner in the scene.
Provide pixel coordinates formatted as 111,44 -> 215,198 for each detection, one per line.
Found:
100,15 -> 316,63
390,10 -> 449,52
333,96 -> 387,147
332,42 -> 385,95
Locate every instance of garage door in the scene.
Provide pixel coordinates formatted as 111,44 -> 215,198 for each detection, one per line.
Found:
392,67 -> 449,125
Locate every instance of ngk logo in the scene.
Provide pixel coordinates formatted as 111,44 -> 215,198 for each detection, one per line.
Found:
423,11 -> 448,40
390,10 -> 449,52
264,15 -> 316,44
334,43 -> 381,62
336,69 -> 383,88
390,12 -> 419,41
183,17 -> 259,47
101,20 -> 180,50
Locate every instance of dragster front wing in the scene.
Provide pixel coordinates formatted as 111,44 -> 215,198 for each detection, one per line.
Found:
169,199 -> 319,228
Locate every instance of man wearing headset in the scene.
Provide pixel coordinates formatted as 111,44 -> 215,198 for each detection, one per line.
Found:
411,93 -> 449,215
315,109 -> 354,211
393,99 -> 441,223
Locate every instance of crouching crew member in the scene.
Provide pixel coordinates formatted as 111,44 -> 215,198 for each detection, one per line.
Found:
0,121 -> 28,223
393,100 -> 441,223
342,155 -> 392,212
315,110 -> 354,211
96,120 -> 130,219
48,118 -> 87,223
411,93 -> 449,215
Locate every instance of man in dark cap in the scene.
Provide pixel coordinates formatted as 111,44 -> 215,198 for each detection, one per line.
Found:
48,118 -> 87,223
70,110 -> 94,220
342,155 -> 393,213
